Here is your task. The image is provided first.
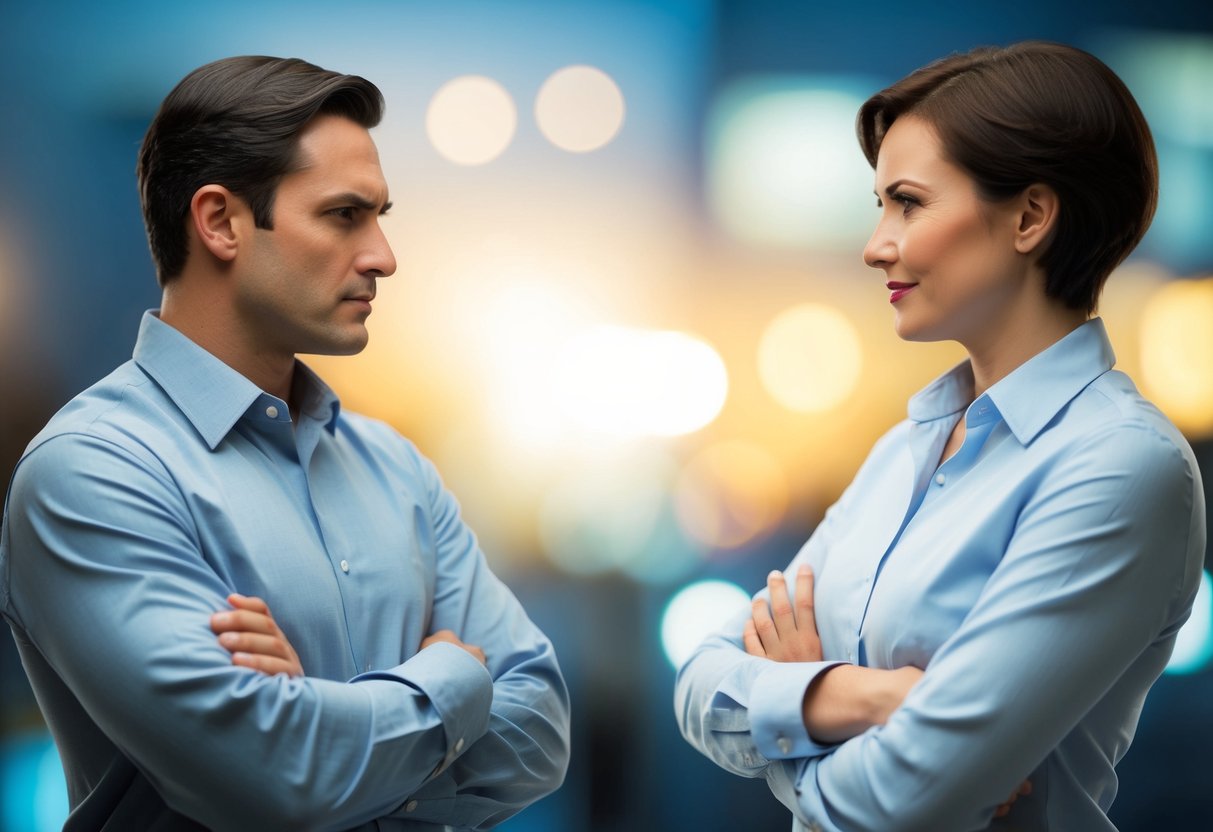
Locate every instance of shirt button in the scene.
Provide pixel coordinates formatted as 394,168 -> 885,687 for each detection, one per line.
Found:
935,473 -> 946,486
340,559 -> 350,573
777,735 -> 792,754
454,737 -> 465,753
265,405 -> 279,419
405,800 -> 418,813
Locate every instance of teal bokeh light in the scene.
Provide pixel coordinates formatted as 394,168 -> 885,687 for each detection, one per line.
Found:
1165,569 -> 1213,675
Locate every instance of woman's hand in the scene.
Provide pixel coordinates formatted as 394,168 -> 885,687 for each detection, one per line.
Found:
744,565 -> 822,662
995,780 -> 1032,818
210,593 -> 304,677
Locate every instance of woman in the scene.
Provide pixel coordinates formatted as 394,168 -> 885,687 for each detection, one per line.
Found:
675,41 -> 1205,831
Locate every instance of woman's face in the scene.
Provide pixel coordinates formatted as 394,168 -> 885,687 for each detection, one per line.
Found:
863,116 -> 1028,346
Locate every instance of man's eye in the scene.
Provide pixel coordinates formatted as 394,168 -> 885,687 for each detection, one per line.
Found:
329,207 -> 355,221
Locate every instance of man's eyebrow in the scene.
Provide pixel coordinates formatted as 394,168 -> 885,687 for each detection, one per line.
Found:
329,192 -> 392,214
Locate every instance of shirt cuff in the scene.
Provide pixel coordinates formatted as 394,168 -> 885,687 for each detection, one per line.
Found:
750,660 -> 846,760
353,641 -> 493,772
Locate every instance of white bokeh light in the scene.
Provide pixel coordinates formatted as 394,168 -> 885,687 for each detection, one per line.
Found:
660,580 -> 751,669
535,65 -> 626,153
556,327 -> 728,437
708,79 -> 874,248
426,75 -> 517,165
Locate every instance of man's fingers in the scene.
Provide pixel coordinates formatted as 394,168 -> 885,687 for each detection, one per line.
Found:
743,619 -> 765,657
210,609 -> 278,636
218,631 -> 290,659
230,652 -> 300,677
227,593 -> 272,616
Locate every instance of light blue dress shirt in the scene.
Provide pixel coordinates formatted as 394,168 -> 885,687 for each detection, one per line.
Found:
676,319 -> 1205,831
1,312 -> 570,831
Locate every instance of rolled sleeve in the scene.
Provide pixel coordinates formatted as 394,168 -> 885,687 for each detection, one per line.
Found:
750,661 -> 846,760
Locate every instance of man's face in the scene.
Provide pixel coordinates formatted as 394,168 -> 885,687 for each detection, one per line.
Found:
234,114 -> 396,360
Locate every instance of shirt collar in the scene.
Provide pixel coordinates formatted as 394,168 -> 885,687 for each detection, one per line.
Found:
132,311 -> 342,450
907,318 -> 1116,445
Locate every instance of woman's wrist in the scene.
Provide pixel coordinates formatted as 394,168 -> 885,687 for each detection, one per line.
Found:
801,665 -> 925,743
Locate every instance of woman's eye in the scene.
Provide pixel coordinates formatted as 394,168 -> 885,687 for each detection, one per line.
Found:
891,193 -> 919,213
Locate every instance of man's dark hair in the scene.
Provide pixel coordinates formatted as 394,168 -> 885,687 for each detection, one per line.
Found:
137,56 -> 384,285
857,41 -> 1157,315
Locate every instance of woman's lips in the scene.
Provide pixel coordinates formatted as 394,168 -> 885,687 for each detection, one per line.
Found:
886,281 -> 917,304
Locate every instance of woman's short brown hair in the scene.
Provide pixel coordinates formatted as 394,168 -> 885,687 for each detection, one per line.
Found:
857,41 -> 1157,314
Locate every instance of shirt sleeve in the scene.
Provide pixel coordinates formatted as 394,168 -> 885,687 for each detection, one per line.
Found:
785,423 -> 1202,831
675,464 -> 860,807
1,432 -> 496,832
376,444 -> 571,829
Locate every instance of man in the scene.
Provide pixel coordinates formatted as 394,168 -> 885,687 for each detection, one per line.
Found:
0,56 -> 570,831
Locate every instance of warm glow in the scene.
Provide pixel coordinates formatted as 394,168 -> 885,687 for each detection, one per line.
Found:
556,327 -> 728,437
535,65 -> 626,153
674,440 -> 789,550
425,75 -> 517,165
1139,278 -> 1213,436
660,580 -> 751,668
758,303 -> 863,413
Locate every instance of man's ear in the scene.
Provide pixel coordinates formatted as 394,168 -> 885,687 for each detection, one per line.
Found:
1013,183 -> 1059,256
188,185 -> 249,263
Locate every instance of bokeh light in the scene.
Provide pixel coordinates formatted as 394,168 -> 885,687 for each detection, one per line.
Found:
674,440 -> 789,550
538,449 -> 674,576
425,75 -> 517,165
535,65 -> 626,153
0,733 -> 68,831
556,327 -> 728,437
1139,277 -> 1213,437
758,303 -> 863,413
660,579 -> 751,669
1165,569 -> 1213,675
707,79 -> 874,248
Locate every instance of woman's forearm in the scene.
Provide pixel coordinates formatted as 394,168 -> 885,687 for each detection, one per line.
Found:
802,664 -> 924,743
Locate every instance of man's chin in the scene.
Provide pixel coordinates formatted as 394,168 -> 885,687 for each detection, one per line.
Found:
299,332 -> 370,357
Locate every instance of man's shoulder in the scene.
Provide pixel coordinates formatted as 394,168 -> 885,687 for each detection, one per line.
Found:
21,359 -> 183,469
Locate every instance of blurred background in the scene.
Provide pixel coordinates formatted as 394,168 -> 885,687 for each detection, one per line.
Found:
2,1 -> 1212,830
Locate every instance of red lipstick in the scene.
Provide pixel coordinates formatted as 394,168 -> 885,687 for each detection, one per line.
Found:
886,281 -> 917,304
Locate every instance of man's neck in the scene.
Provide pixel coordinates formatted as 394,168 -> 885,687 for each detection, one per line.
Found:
160,284 -> 296,404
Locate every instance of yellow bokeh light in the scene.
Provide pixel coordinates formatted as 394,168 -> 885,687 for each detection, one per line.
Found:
758,303 -> 863,413
425,75 -> 517,165
674,440 -> 789,550
1139,277 -> 1213,437
556,327 -> 728,437
534,65 -> 626,153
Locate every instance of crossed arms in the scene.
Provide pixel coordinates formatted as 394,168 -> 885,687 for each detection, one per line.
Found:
2,431 -> 570,831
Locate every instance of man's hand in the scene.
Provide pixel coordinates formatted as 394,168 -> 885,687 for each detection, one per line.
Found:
210,593 -> 303,677
744,565 -> 822,662
421,629 -> 486,666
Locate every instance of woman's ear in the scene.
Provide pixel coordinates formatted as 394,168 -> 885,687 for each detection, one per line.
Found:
1013,183 -> 1059,256
188,185 -> 246,263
